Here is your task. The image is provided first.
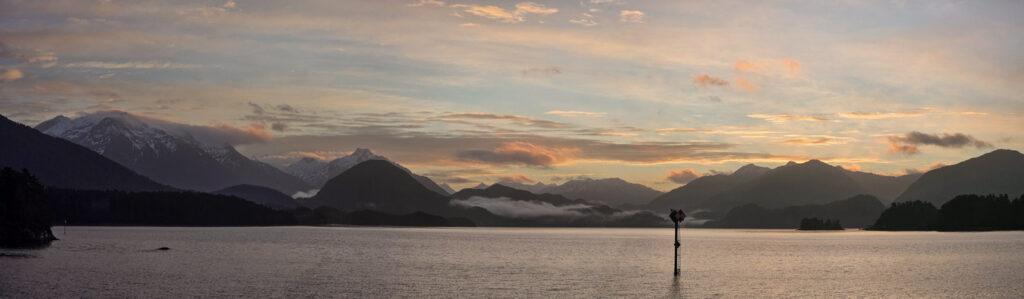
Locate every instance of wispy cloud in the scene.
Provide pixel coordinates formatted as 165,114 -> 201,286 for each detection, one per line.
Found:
734,78 -> 760,91
64,61 -> 200,69
408,0 -> 445,7
782,136 -> 854,145
781,58 -> 800,75
450,2 -> 557,23
748,114 -> 832,123
1,69 -> 23,81
521,66 -> 562,76
692,74 -> 729,88
546,110 -> 605,117
455,142 -> 580,167
619,10 -> 645,23
839,112 -> 924,119
450,196 -> 590,218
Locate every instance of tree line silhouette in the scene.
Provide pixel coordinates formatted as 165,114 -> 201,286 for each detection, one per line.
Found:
0,167 -> 57,247
869,194 -> 1024,231
798,218 -> 843,230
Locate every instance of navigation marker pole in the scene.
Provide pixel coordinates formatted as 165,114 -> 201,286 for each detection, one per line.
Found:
669,209 -> 686,276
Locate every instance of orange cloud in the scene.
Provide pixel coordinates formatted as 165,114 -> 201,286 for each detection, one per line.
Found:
734,78 -> 760,91
693,74 -> 729,88
619,10 -> 645,23
498,174 -> 535,183
667,169 -> 701,184
839,112 -> 924,119
748,114 -> 832,123
451,2 -> 557,23
887,143 -> 919,155
782,137 -> 851,145
840,164 -> 861,172
781,58 -> 800,75
455,141 -> 579,167
734,60 -> 760,73
1,68 -> 23,81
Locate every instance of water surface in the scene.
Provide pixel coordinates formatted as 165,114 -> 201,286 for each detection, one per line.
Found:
2,227 -> 1022,297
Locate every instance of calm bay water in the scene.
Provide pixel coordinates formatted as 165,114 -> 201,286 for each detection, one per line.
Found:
2,226 -> 1023,298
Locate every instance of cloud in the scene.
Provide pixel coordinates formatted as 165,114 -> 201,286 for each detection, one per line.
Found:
271,122 -> 287,132
89,88 -> 120,99
450,196 -> 590,218
515,2 -> 558,15
781,58 -> 800,75
451,2 -> 557,23
223,0 -> 235,8
0,42 -> 57,65
275,104 -> 298,112
441,112 -> 570,129
782,136 -> 853,145
1,69 -> 23,81
570,14 -> 598,27
292,189 -> 319,198
546,110 -> 605,117
498,174 -> 535,183
692,74 -> 729,88
521,66 -> 561,76
734,60 -> 760,73
888,143 -> 919,155
748,114 -> 832,123
181,122 -> 272,145
409,0 -> 445,7
839,112 -> 924,119
64,61 -> 200,69
734,78 -> 760,91
248,102 -> 266,115
455,142 -> 579,167
840,164 -> 861,172
619,10 -> 645,23
667,169 -> 700,184
886,131 -> 992,155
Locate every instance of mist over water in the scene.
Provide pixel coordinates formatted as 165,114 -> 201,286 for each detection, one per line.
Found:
2,227 -> 1023,297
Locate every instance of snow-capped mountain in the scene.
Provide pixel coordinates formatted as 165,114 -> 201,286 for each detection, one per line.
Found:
35,111 -> 311,194
282,157 -> 329,187
281,148 -> 451,196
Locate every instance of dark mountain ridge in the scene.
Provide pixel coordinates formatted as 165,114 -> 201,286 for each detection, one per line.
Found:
0,114 -> 169,191
894,149 -> 1024,205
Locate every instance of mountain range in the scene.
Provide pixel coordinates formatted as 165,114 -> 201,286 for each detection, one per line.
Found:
282,148 -> 450,195
475,177 -> 664,208
646,160 -> 922,217
895,149 -> 1024,205
0,114 -> 169,191
36,111 -> 311,195
4,112 -> 1024,228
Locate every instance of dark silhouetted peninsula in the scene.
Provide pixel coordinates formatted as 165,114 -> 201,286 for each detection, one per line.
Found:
798,218 -> 843,230
0,168 -> 57,247
869,194 -> 1024,231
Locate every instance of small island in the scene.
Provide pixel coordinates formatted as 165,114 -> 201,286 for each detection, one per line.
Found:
798,217 -> 843,230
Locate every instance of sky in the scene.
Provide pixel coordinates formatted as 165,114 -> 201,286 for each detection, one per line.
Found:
1,0 -> 1022,191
